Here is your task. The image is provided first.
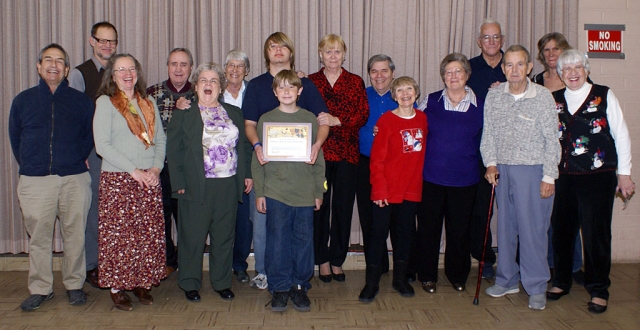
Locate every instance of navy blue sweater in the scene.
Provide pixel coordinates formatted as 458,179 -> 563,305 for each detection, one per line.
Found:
9,79 -> 94,176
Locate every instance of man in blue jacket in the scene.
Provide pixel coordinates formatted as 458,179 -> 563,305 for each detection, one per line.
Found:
9,43 -> 94,311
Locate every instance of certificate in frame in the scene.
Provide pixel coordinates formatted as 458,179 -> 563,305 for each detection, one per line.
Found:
262,122 -> 312,162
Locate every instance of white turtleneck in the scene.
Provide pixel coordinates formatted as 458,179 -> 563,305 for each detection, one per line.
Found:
565,83 -> 632,175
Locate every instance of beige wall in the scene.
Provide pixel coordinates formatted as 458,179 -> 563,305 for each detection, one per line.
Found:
579,0 -> 640,262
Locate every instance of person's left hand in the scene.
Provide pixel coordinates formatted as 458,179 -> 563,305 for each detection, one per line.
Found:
617,174 -> 635,198
244,178 -> 253,194
374,199 -> 389,207
176,97 -> 191,110
540,181 -> 555,199
306,143 -> 321,165
314,198 -> 322,211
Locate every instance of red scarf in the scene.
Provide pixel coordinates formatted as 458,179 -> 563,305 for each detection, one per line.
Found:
110,90 -> 156,149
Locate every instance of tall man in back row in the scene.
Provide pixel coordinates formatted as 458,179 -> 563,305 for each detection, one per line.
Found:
466,18 -> 507,279
480,45 -> 560,311
68,21 -> 118,288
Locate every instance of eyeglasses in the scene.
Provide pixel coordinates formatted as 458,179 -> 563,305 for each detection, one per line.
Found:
561,65 -> 585,74
92,35 -> 118,46
444,69 -> 465,77
225,63 -> 246,70
114,67 -> 136,73
481,34 -> 502,43
268,43 -> 287,51
199,78 -> 219,85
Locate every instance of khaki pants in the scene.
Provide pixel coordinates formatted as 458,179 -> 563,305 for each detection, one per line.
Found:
18,173 -> 91,295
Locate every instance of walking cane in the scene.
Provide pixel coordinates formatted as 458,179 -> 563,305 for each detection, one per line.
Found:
473,183 -> 496,305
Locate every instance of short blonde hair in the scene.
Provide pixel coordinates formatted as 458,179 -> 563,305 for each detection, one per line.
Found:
390,76 -> 420,101
318,34 -> 347,53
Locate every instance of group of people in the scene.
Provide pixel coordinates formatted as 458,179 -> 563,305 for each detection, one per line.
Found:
9,18 -> 633,315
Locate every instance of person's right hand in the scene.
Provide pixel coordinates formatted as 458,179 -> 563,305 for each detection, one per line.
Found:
374,199 -> 389,207
176,97 -> 191,110
256,197 -> 267,213
254,145 -> 269,165
484,166 -> 499,186
131,169 -> 149,188
177,189 -> 185,194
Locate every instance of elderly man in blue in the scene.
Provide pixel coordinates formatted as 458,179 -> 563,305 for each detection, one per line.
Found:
480,45 -> 560,311
9,43 -> 94,312
356,54 -> 398,275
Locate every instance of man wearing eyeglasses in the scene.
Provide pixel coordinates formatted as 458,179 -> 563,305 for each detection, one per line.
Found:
146,48 -> 195,280
466,18 -> 507,281
68,21 -> 118,290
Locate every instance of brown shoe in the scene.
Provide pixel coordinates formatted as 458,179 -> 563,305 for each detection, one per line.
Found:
110,291 -> 133,311
163,265 -> 176,280
133,287 -> 153,305
86,268 -> 100,289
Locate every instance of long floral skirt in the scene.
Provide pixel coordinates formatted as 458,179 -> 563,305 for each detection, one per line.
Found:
98,171 -> 166,290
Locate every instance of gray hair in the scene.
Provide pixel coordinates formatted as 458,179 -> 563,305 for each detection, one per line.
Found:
367,54 -> 396,73
479,18 -> 502,37
166,48 -> 194,67
504,45 -> 531,64
190,62 -> 228,94
38,43 -> 70,68
556,49 -> 591,76
224,49 -> 250,72
439,52 -> 472,82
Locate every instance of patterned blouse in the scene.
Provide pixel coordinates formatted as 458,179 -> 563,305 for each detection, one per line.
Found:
199,104 -> 239,178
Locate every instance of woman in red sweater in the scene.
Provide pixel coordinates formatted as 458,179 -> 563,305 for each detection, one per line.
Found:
359,76 -> 427,303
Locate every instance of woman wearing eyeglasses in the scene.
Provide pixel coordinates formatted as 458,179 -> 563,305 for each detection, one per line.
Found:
166,62 -> 251,303
93,54 -> 167,311
546,50 -> 634,314
413,53 -> 484,294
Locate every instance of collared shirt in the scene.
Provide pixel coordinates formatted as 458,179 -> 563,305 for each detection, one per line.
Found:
418,86 -> 477,113
68,57 -> 105,93
223,81 -> 246,108
359,86 -> 398,157
467,51 -> 506,100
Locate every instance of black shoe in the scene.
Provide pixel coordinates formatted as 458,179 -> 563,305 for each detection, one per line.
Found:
546,290 -> 569,301
452,283 -> 465,292
271,291 -> 289,312
21,293 -> 54,311
234,270 -> 250,283
66,289 -> 87,305
318,274 -> 332,283
392,280 -> 415,297
214,289 -> 234,300
358,284 -> 379,303
289,285 -> 310,312
406,273 -> 416,283
588,301 -> 608,314
184,290 -> 201,302
332,272 -> 346,282
422,281 -> 436,293
573,270 -> 585,286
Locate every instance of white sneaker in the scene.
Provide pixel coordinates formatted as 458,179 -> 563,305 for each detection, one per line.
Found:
485,284 -> 520,297
251,273 -> 268,290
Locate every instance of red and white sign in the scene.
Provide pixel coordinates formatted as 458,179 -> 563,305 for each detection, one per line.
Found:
587,30 -> 622,53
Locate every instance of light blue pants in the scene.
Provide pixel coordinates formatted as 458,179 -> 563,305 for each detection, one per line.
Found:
495,164 -> 552,296
250,189 -> 267,274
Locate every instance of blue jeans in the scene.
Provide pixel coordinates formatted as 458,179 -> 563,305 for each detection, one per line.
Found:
250,189 -> 267,274
233,191 -> 252,272
265,197 -> 314,292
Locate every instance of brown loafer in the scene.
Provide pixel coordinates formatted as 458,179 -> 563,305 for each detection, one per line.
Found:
86,267 -> 100,289
133,287 -> 153,305
110,291 -> 133,311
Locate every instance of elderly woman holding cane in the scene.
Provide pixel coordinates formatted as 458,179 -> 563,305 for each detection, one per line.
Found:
546,49 -> 634,314
94,54 -> 167,311
167,62 -> 251,303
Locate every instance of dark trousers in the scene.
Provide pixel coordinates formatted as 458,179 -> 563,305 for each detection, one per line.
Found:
552,171 -> 616,300
469,164 -> 496,266
314,160 -> 357,267
233,192 -> 252,272
160,165 -> 178,268
416,181 -> 476,284
356,154 -> 391,270
368,200 -> 417,267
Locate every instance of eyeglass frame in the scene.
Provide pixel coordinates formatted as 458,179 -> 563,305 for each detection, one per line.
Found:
480,34 -> 503,43
560,65 -> 585,74
114,67 -> 136,73
92,35 -> 118,46
225,63 -> 246,70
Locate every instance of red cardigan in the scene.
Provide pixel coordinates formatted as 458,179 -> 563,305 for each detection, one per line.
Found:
370,110 -> 427,203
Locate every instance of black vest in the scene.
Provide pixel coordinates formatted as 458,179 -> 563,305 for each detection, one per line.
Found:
553,84 -> 617,174
76,59 -> 105,101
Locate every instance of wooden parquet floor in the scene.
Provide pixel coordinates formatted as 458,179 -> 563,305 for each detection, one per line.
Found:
0,264 -> 638,329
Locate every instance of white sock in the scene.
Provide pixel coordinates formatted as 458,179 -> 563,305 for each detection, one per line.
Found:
111,288 -> 120,294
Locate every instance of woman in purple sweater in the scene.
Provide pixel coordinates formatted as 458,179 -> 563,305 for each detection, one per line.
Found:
414,53 -> 484,293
